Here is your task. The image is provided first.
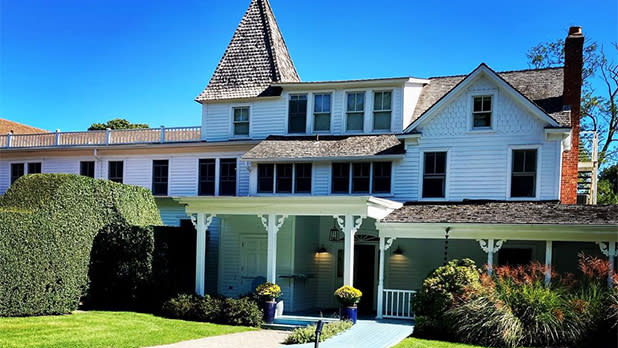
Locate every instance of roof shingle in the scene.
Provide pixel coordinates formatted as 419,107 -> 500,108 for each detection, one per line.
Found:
0,118 -> 48,134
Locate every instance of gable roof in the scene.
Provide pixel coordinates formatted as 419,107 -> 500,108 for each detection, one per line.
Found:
196,0 -> 300,103
0,118 -> 48,134
405,65 -> 567,132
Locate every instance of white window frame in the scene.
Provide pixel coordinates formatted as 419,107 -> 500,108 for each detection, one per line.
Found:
312,92 -> 333,133
230,104 -> 251,138
286,93 -> 309,134
344,90 -> 367,134
506,145 -> 541,200
329,161 -> 393,196
107,160 -> 125,184
418,148 -> 450,201
372,90 -> 393,132
468,92 -> 497,132
197,157 -> 217,196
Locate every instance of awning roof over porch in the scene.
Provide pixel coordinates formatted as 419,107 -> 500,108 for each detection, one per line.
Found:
173,196 -> 403,220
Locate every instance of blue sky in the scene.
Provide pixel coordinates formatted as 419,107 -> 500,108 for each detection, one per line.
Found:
0,0 -> 616,131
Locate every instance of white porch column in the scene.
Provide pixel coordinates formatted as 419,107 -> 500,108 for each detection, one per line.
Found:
377,236 -> 386,319
335,215 -> 364,286
597,242 -> 617,288
545,241 -> 553,286
260,214 -> 287,284
478,239 -> 506,276
191,213 -> 215,296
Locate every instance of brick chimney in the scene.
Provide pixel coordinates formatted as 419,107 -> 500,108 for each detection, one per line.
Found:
560,26 -> 584,204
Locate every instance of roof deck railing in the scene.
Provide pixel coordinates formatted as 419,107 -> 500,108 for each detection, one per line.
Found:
0,126 -> 202,149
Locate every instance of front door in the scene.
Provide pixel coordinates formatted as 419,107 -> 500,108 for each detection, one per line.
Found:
240,236 -> 267,294
353,245 -> 376,314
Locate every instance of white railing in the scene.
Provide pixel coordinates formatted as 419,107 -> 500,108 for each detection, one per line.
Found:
382,289 -> 416,319
0,126 -> 202,149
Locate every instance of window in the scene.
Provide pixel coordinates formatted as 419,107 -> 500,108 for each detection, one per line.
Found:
276,164 -> 293,193
152,160 -> 169,196
346,92 -> 364,131
331,163 -> 350,193
80,161 -> 95,178
219,158 -> 237,196
198,159 -> 216,196
313,94 -> 331,132
472,96 -> 492,128
27,162 -> 41,174
295,163 -> 312,193
373,91 -> 392,130
233,107 -> 250,136
257,164 -> 274,193
108,161 -> 123,183
511,149 -> 537,198
352,163 -> 370,193
10,163 -> 24,185
372,162 -> 392,193
288,95 -> 307,133
423,152 -> 447,198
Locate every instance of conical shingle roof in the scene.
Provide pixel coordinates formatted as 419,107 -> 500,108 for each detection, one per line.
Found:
196,0 -> 300,102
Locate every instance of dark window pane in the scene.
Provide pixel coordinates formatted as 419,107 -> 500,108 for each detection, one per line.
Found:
331,163 -> 350,194
473,113 -> 491,127
152,160 -> 169,196
423,178 -> 444,198
295,163 -> 312,193
511,149 -> 537,198
258,164 -> 274,193
423,152 -> 446,198
198,159 -> 216,196
524,150 -> 537,172
511,175 -> 536,197
288,95 -> 307,133
27,162 -> 41,174
352,163 -> 370,193
108,161 -> 123,183
80,161 -> 95,178
276,164 -> 293,193
372,162 -> 391,194
373,111 -> 391,130
219,159 -> 237,196
10,163 -> 24,185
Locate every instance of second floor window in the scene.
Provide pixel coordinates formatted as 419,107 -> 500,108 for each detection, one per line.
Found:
332,162 -> 392,194
352,163 -> 370,193
295,163 -> 312,193
233,107 -> 250,136
313,94 -> 331,132
198,159 -> 216,196
511,149 -> 537,198
373,91 -> 392,131
152,160 -> 169,196
332,163 -> 350,193
372,162 -> 392,193
423,152 -> 447,198
346,92 -> 364,131
258,164 -> 274,193
473,95 -> 492,128
219,158 -> 237,196
80,161 -> 95,178
108,161 -> 123,183
288,95 -> 307,133
276,164 -> 293,193
10,163 -> 24,185
258,163 -> 312,194
28,162 -> 41,174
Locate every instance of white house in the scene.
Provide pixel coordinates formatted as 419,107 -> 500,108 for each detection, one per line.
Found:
1,0 -> 616,319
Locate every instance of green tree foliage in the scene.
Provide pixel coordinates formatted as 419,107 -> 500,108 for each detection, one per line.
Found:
88,118 -> 149,130
598,164 -> 618,204
0,174 -> 161,316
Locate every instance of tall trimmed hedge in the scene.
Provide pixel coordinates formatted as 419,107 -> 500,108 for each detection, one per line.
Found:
0,174 -> 161,316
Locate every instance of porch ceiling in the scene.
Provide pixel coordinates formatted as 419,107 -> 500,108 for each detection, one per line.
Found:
173,196 -> 403,220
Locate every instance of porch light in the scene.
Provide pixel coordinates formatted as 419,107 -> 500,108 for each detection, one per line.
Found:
316,245 -> 328,253
329,221 -> 340,241
393,246 -> 404,255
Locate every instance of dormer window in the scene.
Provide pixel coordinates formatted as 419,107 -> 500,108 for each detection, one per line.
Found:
289,94 -> 307,133
373,91 -> 392,131
233,107 -> 250,136
472,95 -> 492,128
346,92 -> 365,132
313,94 -> 331,132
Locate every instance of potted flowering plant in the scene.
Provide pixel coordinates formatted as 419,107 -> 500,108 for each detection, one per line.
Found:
334,285 -> 362,324
255,282 -> 281,324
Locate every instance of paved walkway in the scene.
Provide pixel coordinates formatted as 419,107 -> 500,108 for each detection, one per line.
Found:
284,319 -> 414,348
146,330 -> 289,348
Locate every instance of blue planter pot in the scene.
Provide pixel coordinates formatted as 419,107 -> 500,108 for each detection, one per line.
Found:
340,306 -> 358,324
263,301 -> 277,324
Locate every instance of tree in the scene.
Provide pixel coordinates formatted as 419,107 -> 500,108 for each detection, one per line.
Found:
598,164 -> 618,204
527,38 -> 617,165
88,118 -> 149,131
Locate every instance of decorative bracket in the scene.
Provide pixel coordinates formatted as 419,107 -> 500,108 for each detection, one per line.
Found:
596,242 -> 617,257
477,239 -> 506,254
190,213 -> 215,230
333,215 -> 344,230
333,215 -> 364,235
384,237 -> 396,251
258,214 -> 288,234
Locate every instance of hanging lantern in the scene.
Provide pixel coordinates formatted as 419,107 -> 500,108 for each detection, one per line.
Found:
329,221 -> 340,241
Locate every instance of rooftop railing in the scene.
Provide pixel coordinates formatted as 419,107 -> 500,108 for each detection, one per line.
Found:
0,126 -> 202,149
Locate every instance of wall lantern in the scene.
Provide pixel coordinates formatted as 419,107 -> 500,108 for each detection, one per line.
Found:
316,245 -> 328,253
393,246 -> 404,255
329,221 -> 340,241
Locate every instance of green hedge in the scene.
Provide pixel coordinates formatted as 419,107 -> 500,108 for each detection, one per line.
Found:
0,174 -> 161,316
283,320 -> 353,344
160,293 -> 263,327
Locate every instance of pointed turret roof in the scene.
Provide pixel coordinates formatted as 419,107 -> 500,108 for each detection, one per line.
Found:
196,0 -> 300,102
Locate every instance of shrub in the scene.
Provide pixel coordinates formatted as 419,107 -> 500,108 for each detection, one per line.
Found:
0,174 -> 161,316
161,294 -> 200,319
283,320 -> 353,344
220,297 -> 263,327
334,285 -> 362,307
160,293 -> 263,327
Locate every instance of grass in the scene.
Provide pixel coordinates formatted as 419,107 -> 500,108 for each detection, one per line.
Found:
393,337 -> 490,348
0,310 -> 254,348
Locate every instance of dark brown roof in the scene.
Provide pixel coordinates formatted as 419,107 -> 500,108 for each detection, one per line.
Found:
382,201 -> 618,225
241,135 -> 405,161
0,118 -> 48,134
196,0 -> 299,102
410,67 -> 568,128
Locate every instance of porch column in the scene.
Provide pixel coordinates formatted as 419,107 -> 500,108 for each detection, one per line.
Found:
191,213 -> 215,296
597,242 -> 617,288
478,239 -> 506,276
335,215 -> 364,286
377,237 -> 386,319
545,241 -> 553,286
260,214 -> 288,284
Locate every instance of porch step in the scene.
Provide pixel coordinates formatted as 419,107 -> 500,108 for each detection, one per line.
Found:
262,323 -> 300,331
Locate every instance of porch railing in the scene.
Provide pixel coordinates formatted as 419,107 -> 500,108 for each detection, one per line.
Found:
1,126 -> 202,149
382,289 -> 416,319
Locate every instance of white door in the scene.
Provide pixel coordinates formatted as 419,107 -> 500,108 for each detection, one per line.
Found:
240,236 -> 268,293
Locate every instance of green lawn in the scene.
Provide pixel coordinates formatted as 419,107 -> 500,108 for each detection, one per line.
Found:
0,311 -> 254,348
393,337 -> 489,348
